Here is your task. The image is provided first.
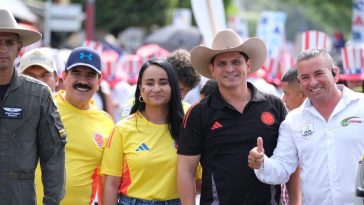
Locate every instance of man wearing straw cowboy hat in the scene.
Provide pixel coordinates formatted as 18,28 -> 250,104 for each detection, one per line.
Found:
177,29 -> 286,204
0,9 -> 66,205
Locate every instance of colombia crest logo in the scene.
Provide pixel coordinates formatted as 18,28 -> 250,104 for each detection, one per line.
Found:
261,112 -> 275,125
94,133 -> 104,149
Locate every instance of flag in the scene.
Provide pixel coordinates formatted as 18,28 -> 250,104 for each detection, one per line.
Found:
352,0 -> 364,43
340,46 -> 364,80
301,30 -> 331,52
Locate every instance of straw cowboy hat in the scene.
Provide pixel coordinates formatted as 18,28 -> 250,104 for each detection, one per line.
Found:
190,29 -> 267,79
0,9 -> 42,47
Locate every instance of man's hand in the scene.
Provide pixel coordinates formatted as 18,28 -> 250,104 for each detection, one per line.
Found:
248,137 -> 265,169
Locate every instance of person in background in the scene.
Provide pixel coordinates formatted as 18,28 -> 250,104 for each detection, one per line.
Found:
19,47 -> 62,205
249,48 -> 364,205
93,80 -> 117,121
281,68 -> 306,111
57,47 -> 114,204
199,79 -> 217,99
0,9 -> 66,204
280,68 -> 306,205
167,48 -> 201,99
178,29 -> 286,204
101,59 -> 184,205
19,47 -> 59,92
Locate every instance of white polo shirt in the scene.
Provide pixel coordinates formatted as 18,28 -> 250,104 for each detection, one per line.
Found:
256,85 -> 364,205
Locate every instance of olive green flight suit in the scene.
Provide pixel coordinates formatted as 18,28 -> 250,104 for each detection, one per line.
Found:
0,71 -> 67,205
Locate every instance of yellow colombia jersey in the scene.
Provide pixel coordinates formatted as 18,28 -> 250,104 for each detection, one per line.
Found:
54,90 -> 114,205
101,112 -> 179,200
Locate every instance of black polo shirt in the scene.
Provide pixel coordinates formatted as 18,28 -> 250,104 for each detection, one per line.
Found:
178,83 -> 287,205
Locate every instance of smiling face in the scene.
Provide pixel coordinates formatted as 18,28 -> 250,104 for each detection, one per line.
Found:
209,51 -> 251,91
297,55 -> 338,105
139,64 -> 171,108
62,65 -> 101,109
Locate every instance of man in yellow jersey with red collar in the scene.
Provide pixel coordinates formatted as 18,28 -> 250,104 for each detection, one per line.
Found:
57,47 -> 114,204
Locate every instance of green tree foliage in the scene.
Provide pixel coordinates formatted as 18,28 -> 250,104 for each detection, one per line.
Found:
71,0 -> 352,40
279,0 -> 352,40
72,0 -> 177,35
225,0 -> 352,41
72,0 -> 232,36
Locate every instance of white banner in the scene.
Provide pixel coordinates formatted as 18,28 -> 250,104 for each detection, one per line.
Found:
256,11 -> 286,59
173,8 -> 192,28
228,16 -> 249,40
352,0 -> 364,43
191,0 -> 226,47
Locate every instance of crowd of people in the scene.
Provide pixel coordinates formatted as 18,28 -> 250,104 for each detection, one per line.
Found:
1,8 -> 364,205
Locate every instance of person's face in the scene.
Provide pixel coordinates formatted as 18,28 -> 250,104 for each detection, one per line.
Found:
297,56 -> 338,105
209,51 -> 251,90
22,66 -> 58,92
139,65 -> 171,108
282,82 -> 305,111
62,66 -> 101,109
0,33 -> 21,70
178,82 -> 191,99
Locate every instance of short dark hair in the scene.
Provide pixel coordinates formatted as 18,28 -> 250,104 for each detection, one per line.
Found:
167,49 -> 200,90
281,67 -> 298,83
130,59 -> 184,141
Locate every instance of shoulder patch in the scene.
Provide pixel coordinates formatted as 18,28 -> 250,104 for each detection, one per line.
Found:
59,128 -> 67,138
261,112 -> 275,125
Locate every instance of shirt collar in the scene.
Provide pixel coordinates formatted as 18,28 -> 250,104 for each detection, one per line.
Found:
302,84 -> 362,109
8,69 -> 22,92
209,82 -> 267,109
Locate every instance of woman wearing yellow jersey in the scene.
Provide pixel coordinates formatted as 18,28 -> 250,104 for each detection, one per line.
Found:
101,59 -> 184,205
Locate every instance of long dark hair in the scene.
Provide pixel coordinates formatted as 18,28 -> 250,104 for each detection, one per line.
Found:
130,59 -> 184,141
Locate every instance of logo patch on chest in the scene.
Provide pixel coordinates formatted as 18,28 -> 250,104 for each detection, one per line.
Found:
1,107 -> 23,119
340,116 -> 363,127
301,122 -> 314,139
211,121 -> 223,130
136,143 -> 151,152
94,133 -> 104,148
261,112 -> 275,125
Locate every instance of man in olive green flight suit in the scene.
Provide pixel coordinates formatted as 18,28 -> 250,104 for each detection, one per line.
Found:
0,9 -> 66,205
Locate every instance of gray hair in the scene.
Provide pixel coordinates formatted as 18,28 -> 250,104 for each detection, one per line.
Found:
297,48 -> 333,69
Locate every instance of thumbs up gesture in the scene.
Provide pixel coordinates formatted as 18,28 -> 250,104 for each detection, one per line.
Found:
248,137 -> 265,169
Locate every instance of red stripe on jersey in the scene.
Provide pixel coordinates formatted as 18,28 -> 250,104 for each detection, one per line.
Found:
120,160 -> 132,195
106,128 -> 116,148
89,168 -> 99,205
